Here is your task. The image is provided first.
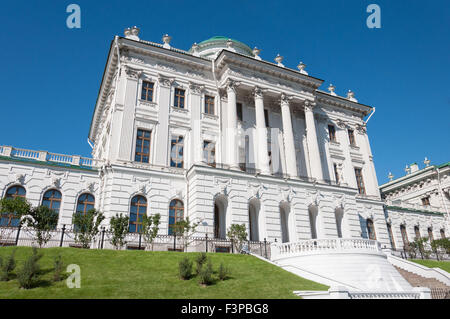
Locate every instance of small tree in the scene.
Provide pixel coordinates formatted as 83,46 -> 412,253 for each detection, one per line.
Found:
0,197 -> 31,245
0,249 -> 16,281
22,206 -> 59,248
17,247 -> 42,289
53,254 -> 64,282
195,252 -> 208,275
227,224 -> 248,253
178,257 -> 193,280
72,209 -> 105,248
109,214 -> 129,250
198,259 -> 214,286
140,213 -> 161,251
218,262 -> 230,281
172,217 -> 201,252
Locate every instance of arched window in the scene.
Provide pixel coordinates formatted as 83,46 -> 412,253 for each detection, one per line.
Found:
400,225 -> 408,247
129,195 -> 147,233
414,226 -> 421,240
76,193 -> 95,216
366,219 -> 376,240
248,199 -> 260,241
440,229 -> 446,239
427,227 -> 434,241
168,199 -> 184,235
42,189 -> 62,214
1,185 -> 26,227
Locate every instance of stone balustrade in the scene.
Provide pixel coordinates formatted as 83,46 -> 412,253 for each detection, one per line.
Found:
0,145 -> 100,169
271,238 -> 383,261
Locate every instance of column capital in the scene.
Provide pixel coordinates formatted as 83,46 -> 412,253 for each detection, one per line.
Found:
158,74 -> 174,88
355,123 -> 367,134
124,65 -> 142,80
225,79 -> 240,92
280,93 -> 293,105
304,100 -> 317,112
189,81 -> 205,95
252,86 -> 265,99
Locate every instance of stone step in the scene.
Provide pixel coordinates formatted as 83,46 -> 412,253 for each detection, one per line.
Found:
394,266 -> 449,289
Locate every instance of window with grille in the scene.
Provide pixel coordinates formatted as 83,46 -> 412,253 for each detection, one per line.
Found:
135,129 -> 151,163
170,135 -> 184,168
1,186 -> 26,227
328,125 -> 337,142
174,88 -> 185,108
203,140 -> 216,167
129,195 -> 147,233
354,168 -> 366,195
348,129 -> 356,146
168,199 -> 184,235
204,95 -> 215,115
141,81 -> 154,102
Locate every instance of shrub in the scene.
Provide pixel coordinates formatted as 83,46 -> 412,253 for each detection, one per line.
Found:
140,213 -> 161,251
179,257 -> 193,280
195,252 -> 207,275
0,249 -> 16,281
17,247 -> 42,289
72,209 -> 105,249
53,254 -> 64,282
22,206 -> 59,248
227,224 -> 248,253
110,214 -> 129,250
198,260 -> 214,286
218,262 -> 230,281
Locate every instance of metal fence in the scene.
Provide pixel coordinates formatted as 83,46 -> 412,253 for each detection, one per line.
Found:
0,226 -> 271,259
391,246 -> 450,261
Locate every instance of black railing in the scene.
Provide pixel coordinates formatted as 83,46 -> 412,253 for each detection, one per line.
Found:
0,226 -> 271,259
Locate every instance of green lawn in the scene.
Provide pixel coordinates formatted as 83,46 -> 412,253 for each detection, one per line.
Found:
0,247 -> 327,299
410,259 -> 450,273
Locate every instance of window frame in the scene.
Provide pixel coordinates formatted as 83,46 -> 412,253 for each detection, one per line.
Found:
42,189 -> 62,214
204,95 -> 215,115
354,168 -> 366,195
328,124 -> 337,143
170,135 -> 184,168
168,199 -> 184,235
140,80 -> 155,102
129,195 -> 147,233
76,193 -> 95,216
134,129 -> 152,164
174,88 -> 186,109
1,185 -> 26,227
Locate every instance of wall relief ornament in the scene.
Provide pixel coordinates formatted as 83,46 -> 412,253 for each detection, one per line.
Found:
247,182 -> 266,200
356,123 -> 367,134
189,82 -> 205,95
157,74 -> 174,88
303,100 -> 316,112
214,177 -> 231,197
124,66 -> 142,80
280,186 -> 296,203
307,190 -> 324,207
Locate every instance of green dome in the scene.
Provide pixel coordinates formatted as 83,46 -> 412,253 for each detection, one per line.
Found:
190,36 -> 254,58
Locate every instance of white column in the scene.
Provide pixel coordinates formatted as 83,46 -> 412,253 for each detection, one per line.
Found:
304,100 -> 323,181
226,80 -> 239,169
280,93 -> 298,178
253,87 -> 271,175
189,82 -> 204,166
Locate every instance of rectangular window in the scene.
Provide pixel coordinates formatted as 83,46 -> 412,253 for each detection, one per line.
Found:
421,196 -> 430,206
264,109 -> 269,127
354,168 -> 366,195
204,95 -> 215,115
203,140 -> 216,167
237,103 -> 243,121
170,135 -> 184,168
135,129 -> 151,163
141,81 -> 154,102
334,163 -> 340,184
328,125 -> 337,142
174,88 -> 185,109
348,129 -> 356,146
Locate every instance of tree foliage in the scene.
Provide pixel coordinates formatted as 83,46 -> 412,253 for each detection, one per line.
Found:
109,214 -> 129,250
227,224 -> 248,253
172,217 -> 200,252
140,213 -> 161,251
72,209 -> 105,248
22,206 -> 59,248
17,247 -> 42,289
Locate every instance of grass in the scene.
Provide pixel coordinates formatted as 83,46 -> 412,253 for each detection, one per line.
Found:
0,246 -> 328,299
410,259 -> 450,273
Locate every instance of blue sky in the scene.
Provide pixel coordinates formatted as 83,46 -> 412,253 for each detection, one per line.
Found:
0,0 -> 448,185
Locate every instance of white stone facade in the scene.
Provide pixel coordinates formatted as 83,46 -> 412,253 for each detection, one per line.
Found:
0,28 -> 446,250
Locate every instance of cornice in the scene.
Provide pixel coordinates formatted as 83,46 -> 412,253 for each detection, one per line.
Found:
316,90 -> 372,117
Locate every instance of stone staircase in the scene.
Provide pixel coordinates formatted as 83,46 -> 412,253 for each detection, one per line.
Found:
394,266 -> 450,299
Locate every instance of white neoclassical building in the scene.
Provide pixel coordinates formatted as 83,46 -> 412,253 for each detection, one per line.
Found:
380,159 -> 449,251
1,27 -> 448,296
